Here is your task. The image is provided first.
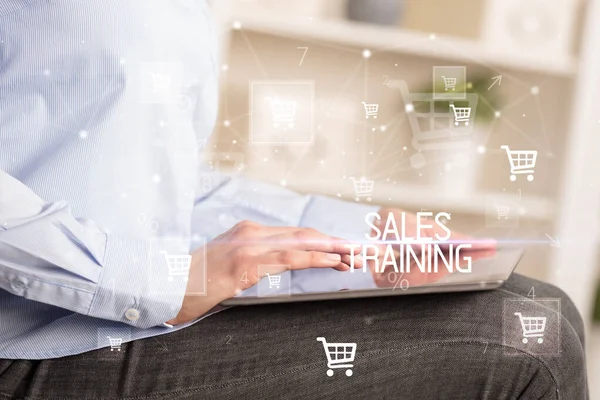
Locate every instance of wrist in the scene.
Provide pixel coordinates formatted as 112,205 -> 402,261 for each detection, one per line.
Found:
166,251 -> 231,326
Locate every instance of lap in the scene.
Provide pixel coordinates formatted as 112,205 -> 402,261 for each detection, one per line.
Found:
0,274 -> 587,400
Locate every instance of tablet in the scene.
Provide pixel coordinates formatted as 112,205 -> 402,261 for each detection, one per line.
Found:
220,246 -> 524,306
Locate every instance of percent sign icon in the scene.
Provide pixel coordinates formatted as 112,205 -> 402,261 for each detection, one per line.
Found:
137,213 -> 159,233
387,272 -> 410,291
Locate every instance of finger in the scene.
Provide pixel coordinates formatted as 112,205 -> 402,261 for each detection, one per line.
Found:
260,250 -> 350,272
433,229 -> 496,251
227,221 -> 317,239
260,225 -> 310,236
449,235 -> 497,251
227,223 -> 362,255
261,225 -> 346,239
341,254 -> 364,270
460,246 -> 497,261
267,229 -> 362,255
468,237 -> 497,251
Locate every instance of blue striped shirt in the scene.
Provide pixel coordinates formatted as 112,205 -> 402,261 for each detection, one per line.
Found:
0,0 -> 375,359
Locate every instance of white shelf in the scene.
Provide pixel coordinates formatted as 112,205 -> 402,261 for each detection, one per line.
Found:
230,10 -> 578,77
274,179 -> 556,221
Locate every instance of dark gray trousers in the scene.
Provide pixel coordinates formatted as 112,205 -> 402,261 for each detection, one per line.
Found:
0,274 -> 588,399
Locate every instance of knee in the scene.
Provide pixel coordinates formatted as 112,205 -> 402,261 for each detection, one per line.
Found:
503,274 -> 587,398
535,310 -> 588,399
505,274 -> 585,346
549,291 -> 587,398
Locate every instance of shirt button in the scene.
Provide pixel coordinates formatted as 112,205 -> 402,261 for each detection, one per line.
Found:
125,308 -> 140,321
11,278 -> 27,293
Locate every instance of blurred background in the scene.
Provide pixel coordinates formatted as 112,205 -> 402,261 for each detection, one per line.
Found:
206,0 -> 600,392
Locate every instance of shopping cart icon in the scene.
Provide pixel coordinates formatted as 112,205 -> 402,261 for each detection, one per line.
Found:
386,80 -> 478,169
268,97 -> 297,129
500,145 -> 537,182
265,273 -> 281,289
361,102 -> 378,119
160,251 -> 191,282
441,76 -> 457,91
449,104 -> 471,126
514,312 -> 546,344
316,337 -> 357,377
106,336 -> 123,352
495,204 -> 510,219
350,177 -> 374,201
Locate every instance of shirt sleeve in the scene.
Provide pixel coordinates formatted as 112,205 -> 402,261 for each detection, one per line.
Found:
0,170 -> 186,329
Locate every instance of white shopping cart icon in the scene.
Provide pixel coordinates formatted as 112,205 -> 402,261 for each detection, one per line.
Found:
268,97 -> 297,129
316,337 -> 357,377
361,102 -> 379,119
441,76 -> 457,91
449,104 -> 472,126
265,273 -> 281,289
106,336 -> 123,352
386,80 -> 478,169
161,251 -> 191,282
495,204 -> 510,219
150,73 -> 171,94
350,177 -> 374,201
500,145 -> 538,182
514,312 -> 546,344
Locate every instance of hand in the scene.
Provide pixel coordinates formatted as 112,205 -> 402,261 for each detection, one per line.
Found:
167,220 -> 361,325
368,208 -> 496,288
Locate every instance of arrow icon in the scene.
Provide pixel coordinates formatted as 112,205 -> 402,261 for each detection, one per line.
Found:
487,75 -> 502,91
545,233 -> 560,247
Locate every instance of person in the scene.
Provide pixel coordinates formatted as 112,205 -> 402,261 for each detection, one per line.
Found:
0,1 -> 587,399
